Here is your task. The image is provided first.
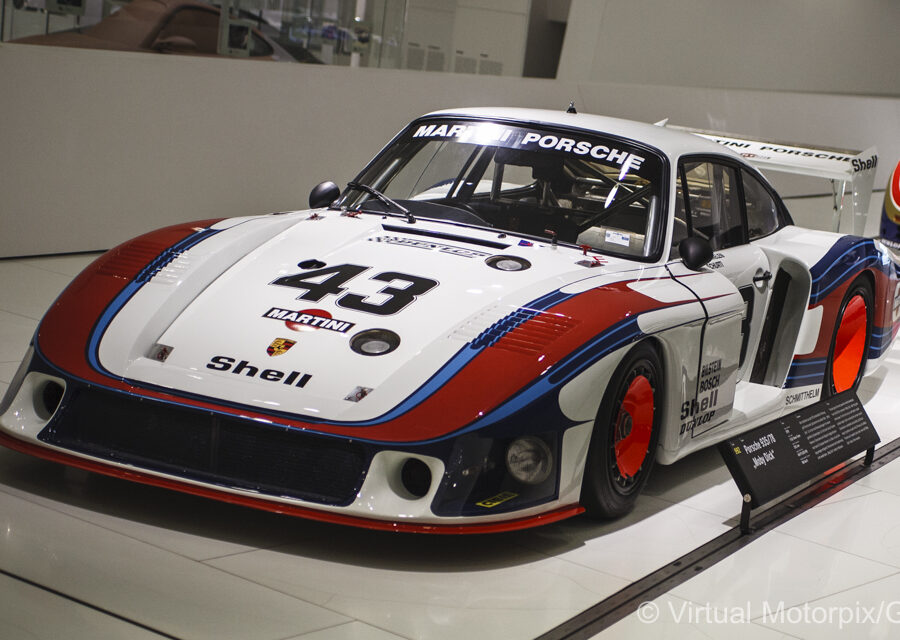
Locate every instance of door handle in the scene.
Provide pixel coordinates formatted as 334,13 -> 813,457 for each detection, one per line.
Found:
753,270 -> 772,284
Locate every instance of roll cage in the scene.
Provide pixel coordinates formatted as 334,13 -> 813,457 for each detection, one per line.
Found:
339,118 -> 669,262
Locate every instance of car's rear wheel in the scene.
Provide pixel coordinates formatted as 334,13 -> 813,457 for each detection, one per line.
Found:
581,342 -> 662,519
824,278 -> 873,398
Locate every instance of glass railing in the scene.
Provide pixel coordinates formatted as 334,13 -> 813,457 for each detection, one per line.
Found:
1,0 -> 557,75
1,0 -> 405,65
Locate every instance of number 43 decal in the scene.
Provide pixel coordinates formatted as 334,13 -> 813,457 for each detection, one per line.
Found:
272,264 -> 438,316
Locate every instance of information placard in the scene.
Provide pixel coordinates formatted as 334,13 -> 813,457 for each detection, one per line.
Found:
719,391 -> 879,509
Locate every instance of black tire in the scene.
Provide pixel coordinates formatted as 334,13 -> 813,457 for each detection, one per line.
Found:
581,342 -> 662,518
822,277 -> 873,399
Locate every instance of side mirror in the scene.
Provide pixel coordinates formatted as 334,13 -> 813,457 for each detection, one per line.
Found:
309,181 -> 340,209
679,236 -> 713,271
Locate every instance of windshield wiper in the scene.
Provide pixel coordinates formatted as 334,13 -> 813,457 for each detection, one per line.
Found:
347,181 -> 415,224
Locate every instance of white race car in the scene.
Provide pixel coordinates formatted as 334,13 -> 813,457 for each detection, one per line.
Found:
2,107 -> 897,533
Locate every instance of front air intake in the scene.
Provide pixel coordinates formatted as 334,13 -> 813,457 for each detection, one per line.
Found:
39,387 -> 368,506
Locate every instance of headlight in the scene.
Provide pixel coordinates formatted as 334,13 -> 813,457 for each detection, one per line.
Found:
350,329 -> 401,356
505,436 -> 552,485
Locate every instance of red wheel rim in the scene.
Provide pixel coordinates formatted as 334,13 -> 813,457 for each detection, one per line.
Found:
614,374 -> 654,478
832,294 -> 867,393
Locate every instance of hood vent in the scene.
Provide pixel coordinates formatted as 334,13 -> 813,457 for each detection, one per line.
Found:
150,253 -> 193,286
96,241 -> 193,286
381,224 -> 510,250
96,240 -> 170,280
471,308 -> 578,356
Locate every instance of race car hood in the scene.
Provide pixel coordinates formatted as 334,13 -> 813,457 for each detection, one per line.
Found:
96,212 -> 639,425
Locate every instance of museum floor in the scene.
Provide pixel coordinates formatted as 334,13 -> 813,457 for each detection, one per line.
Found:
2,253 -> 900,640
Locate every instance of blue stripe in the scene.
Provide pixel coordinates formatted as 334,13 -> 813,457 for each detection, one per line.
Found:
869,325 -> 897,359
68,278 -> 646,443
86,228 -> 221,376
460,316 -> 643,433
786,372 -> 825,381
787,357 -> 826,367
471,309 -> 539,349
808,237 -> 880,306
810,239 -> 872,284
70,247 -> 680,444
350,345 -> 479,426
783,356 -> 827,388
785,323 -> 895,388
73,256 -> 588,441
351,288 -> 592,429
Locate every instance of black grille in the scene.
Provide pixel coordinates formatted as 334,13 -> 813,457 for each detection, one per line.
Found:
39,388 -> 367,505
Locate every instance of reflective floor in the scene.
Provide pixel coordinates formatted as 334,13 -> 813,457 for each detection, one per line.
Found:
1,253 -> 899,639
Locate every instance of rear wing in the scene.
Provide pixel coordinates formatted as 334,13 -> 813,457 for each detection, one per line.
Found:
669,125 -> 878,235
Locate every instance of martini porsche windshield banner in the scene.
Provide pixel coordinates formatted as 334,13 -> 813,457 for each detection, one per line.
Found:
410,121 -> 649,178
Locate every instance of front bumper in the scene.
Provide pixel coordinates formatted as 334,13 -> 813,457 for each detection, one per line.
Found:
0,348 -> 585,533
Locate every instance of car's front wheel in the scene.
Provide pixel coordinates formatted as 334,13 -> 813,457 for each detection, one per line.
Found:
581,342 -> 662,519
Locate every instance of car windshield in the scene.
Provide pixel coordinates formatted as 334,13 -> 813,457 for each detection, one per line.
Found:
340,118 -> 667,260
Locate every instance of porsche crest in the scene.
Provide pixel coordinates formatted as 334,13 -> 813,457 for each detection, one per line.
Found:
267,338 -> 296,357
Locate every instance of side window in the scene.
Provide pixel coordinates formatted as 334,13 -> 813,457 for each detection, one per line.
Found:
682,161 -> 744,251
742,170 -> 780,239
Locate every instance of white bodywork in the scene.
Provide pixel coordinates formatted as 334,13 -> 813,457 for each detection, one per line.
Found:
1,108 -> 896,530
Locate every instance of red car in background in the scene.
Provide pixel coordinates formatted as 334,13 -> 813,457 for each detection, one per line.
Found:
12,0 -> 318,62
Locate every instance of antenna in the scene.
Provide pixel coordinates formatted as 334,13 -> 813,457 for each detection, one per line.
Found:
566,101 -> 577,114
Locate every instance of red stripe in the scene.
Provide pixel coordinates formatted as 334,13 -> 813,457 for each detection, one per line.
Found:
41,266 -> 679,442
38,220 -> 222,384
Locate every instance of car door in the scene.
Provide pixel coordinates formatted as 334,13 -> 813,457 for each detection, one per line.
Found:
677,157 -> 773,383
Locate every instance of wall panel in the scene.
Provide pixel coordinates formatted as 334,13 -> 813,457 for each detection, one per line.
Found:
1,41 -> 897,257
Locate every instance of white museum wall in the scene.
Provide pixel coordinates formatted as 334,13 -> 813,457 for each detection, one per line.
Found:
402,0 -> 531,75
558,0 -> 900,97
2,0 -> 899,257
0,42 -> 576,257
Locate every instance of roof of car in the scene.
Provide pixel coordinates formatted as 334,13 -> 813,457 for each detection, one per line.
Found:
423,107 -> 736,161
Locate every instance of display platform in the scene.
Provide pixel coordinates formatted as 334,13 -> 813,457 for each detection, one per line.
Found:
1,253 -> 899,639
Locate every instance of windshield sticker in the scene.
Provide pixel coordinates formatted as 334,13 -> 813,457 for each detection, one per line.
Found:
263,307 -> 356,333
412,123 -> 646,175
371,235 -> 490,258
605,230 -> 631,247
